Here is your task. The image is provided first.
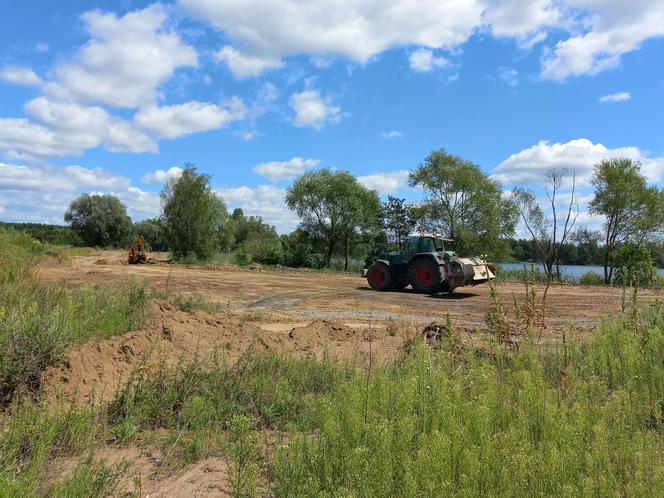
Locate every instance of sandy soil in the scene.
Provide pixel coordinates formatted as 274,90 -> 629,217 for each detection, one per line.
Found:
35,250 -> 661,494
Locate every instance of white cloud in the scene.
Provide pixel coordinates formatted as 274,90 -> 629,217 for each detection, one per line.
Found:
179,0 -> 483,76
253,157 -> 320,182
409,48 -> 449,72
44,4 -> 198,108
0,162 -> 159,223
541,1 -> 664,81
0,98 -> 156,160
134,98 -> 246,139
599,91 -> 631,103
36,43 -> 49,53
216,184 -> 297,233
358,170 -> 410,195
381,131 -> 403,140
141,166 -> 183,185
484,0 -> 562,38
214,46 -> 283,78
0,66 -> 42,86
498,66 -> 518,87
492,138 -> 664,187
289,90 -> 341,129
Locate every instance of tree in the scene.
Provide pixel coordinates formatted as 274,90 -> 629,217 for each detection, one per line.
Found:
383,196 -> 416,251
409,149 -> 517,260
286,169 -> 382,270
133,218 -> 168,251
64,194 -> 132,247
589,158 -> 663,283
160,165 -> 227,260
227,208 -> 283,265
511,168 -> 578,281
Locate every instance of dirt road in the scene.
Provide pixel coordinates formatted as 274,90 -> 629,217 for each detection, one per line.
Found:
39,250 -> 658,331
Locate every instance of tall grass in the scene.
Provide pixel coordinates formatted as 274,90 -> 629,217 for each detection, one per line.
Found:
0,229 -> 149,403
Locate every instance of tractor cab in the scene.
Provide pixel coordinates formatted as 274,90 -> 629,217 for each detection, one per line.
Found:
405,235 -> 455,261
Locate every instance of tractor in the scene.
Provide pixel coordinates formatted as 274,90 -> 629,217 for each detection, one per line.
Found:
127,235 -> 148,264
363,234 -> 495,293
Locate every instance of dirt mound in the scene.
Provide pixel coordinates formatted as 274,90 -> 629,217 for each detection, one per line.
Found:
41,307 -> 407,405
47,447 -> 232,497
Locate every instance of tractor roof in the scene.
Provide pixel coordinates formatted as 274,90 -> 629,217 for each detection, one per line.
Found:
408,233 -> 454,242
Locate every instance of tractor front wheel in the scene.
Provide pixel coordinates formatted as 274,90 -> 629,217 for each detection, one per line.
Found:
409,258 -> 444,294
367,261 -> 393,291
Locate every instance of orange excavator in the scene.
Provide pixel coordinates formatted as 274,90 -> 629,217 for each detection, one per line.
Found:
128,235 -> 148,264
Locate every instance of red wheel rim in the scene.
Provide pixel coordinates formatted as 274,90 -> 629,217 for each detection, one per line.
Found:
416,266 -> 434,286
370,267 -> 386,285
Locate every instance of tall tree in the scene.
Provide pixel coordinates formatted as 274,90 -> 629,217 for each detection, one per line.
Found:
409,149 -> 517,259
160,165 -> 227,260
383,196 -> 416,251
64,194 -> 132,247
286,169 -> 382,270
589,158 -> 663,283
511,168 -> 578,280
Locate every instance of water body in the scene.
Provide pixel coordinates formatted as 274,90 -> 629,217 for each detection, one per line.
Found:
499,262 -> 664,280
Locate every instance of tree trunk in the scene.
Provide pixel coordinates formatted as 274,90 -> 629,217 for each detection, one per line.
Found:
344,236 -> 349,271
326,241 -> 334,267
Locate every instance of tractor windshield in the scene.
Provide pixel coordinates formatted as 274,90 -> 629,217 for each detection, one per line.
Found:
433,238 -> 445,253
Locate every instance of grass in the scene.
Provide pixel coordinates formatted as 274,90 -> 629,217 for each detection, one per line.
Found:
0,228 -> 150,404
3,226 -> 664,495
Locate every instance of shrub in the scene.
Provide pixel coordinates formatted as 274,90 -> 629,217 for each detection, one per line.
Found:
579,271 -> 604,285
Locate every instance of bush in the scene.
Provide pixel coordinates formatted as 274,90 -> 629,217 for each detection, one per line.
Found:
613,244 -> 656,287
579,271 -> 604,285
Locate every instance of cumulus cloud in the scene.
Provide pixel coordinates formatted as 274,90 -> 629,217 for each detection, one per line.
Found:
358,170 -> 410,195
541,1 -> 664,81
409,48 -> 448,72
44,4 -> 198,108
0,66 -> 42,86
179,0 -> 483,76
134,98 -> 246,139
141,166 -> 183,185
216,184 -> 298,232
214,46 -> 283,78
289,90 -> 341,129
492,138 -> 664,187
253,157 -> 320,182
0,162 -> 159,223
599,91 -> 631,103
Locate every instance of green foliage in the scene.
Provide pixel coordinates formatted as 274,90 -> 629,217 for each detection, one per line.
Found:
409,149 -> 517,260
0,222 -> 81,246
286,168 -> 383,269
579,271 -> 604,285
133,217 -> 168,251
613,243 -> 656,287
161,165 -> 228,260
229,414 -> 260,498
64,194 -> 132,247
383,196 -> 416,251
590,158 -> 664,283
0,229 -> 149,404
272,313 -> 664,496
108,352 -> 347,431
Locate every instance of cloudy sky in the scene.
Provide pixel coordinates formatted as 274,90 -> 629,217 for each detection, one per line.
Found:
1,0 -> 663,232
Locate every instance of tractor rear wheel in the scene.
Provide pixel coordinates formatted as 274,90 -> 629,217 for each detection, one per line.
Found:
367,261 -> 392,291
409,258 -> 444,294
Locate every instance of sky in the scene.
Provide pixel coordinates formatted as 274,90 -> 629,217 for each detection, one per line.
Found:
1,0 -> 663,233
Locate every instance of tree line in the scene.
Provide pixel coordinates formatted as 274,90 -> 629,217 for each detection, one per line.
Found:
6,150 -> 663,283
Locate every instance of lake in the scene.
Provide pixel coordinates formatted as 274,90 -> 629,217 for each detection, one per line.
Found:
499,262 -> 664,280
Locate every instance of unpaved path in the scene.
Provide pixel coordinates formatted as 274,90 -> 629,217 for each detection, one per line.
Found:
39,250 -> 659,330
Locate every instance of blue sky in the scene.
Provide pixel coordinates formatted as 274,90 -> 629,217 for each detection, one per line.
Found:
1,0 -> 663,232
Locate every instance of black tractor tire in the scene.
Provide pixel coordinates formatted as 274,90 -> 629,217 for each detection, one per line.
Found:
392,280 -> 408,291
367,261 -> 393,291
409,257 -> 444,294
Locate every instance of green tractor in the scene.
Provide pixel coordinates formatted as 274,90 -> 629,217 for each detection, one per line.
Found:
363,234 -> 495,293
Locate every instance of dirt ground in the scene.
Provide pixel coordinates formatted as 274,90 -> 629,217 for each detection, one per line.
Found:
35,250 -> 662,496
